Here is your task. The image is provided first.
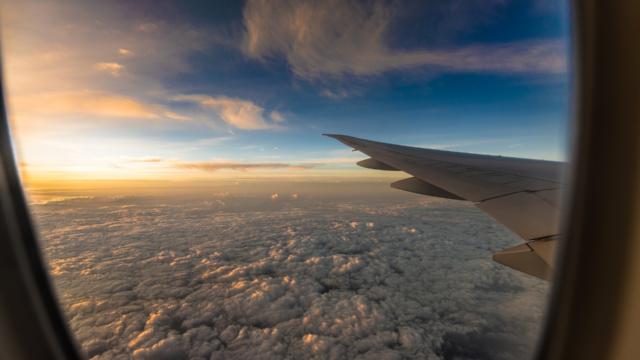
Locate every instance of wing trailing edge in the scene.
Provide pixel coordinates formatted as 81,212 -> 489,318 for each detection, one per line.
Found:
391,177 -> 464,200
357,158 -> 399,171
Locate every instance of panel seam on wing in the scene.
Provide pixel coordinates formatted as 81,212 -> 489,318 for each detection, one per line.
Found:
476,188 -> 560,203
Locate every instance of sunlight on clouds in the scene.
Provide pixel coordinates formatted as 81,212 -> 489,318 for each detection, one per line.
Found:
174,95 -> 284,130
270,111 -> 286,123
124,157 -> 318,173
0,0 -> 215,181
174,161 -> 313,172
94,62 -> 125,76
0,0 -> 568,183
117,48 -> 134,56
242,0 -> 567,79
162,111 -> 192,121
13,91 -> 160,120
34,190 -> 547,358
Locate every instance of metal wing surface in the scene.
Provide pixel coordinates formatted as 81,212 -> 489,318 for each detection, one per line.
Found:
326,134 -> 566,280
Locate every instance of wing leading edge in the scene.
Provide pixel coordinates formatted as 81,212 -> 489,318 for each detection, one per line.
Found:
325,134 -> 566,280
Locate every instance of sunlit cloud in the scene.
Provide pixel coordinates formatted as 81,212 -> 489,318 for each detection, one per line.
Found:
127,157 -> 164,163
269,111 -> 286,123
173,160 -> 314,171
13,91 -> 161,119
117,48 -> 134,56
242,0 -> 567,79
94,62 -> 124,76
174,95 -> 284,130
1,0 -> 569,182
1,0 -> 214,171
137,22 -> 159,33
37,190 -> 547,358
123,157 -> 315,172
162,111 -> 192,121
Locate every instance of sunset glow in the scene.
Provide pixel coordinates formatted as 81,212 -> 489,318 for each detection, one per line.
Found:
2,0 -> 569,187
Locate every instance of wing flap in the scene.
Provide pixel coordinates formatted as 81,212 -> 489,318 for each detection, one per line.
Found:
390,177 -> 464,200
476,191 -> 561,240
492,242 -> 553,280
357,158 -> 399,171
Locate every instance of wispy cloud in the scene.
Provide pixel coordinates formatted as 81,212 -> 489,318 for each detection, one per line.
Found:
242,0 -> 566,79
269,111 -> 286,123
94,62 -> 124,76
174,95 -> 284,130
14,91 -> 161,120
137,22 -> 160,33
125,153 -> 364,171
127,157 -> 314,172
127,157 -> 164,163
2,1 -> 212,130
117,48 -> 134,56
174,161 -> 314,171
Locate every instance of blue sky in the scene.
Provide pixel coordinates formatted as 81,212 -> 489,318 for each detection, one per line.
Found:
3,0 -> 570,180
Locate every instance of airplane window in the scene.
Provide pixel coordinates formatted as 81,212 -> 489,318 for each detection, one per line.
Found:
1,0 -> 570,359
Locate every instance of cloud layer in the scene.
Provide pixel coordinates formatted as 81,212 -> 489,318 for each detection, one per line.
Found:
36,188 -> 548,359
174,161 -> 313,172
242,0 -> 566,79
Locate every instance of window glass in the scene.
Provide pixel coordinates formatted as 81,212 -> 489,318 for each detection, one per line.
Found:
1,1 -> 570,359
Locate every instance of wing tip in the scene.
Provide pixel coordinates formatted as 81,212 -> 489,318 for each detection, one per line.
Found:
322,133 -> 344,139
323,133 -> 359,148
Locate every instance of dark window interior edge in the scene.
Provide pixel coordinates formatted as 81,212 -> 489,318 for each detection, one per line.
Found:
0,60 -> 81,359
536,1 -> 640,360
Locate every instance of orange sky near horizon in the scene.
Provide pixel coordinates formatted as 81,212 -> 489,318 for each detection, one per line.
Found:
1,1 -> 375,185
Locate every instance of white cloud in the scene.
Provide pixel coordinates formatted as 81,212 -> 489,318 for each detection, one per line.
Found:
174,95 -> 284,130
38,189 -> 549,359
242,0 -> 566,79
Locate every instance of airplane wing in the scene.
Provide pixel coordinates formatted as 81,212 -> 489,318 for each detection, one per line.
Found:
325,134 -> 566,280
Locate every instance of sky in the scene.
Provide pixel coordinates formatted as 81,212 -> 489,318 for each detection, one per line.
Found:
1,0 -> 570,185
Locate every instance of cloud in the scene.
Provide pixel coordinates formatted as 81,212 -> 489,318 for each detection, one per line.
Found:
37,190 -> 549,359
242,0 -> 566,79
124,157 -> 314,172
117,48 -> 134,56
124,154 -> 366,173
14,91 -> 161,119
94,62 -> 125,76
137,22 -> 159,33
127,157 -> 164,163
162,111 -> 192,121
2,1 -> 214,132
270,111 -> 286,123
174,160 -> 314,172
174,95 -> 284,130
320,89 -> 356,100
